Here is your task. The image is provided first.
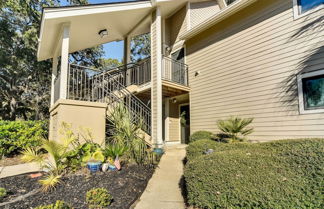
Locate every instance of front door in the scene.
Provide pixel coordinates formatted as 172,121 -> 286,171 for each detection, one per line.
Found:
180,104 -> 190,144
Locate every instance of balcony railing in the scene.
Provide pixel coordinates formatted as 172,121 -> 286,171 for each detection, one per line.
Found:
162,56 -> 189,86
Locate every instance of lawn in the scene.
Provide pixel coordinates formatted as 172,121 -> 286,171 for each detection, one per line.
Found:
184,139 -> 324,209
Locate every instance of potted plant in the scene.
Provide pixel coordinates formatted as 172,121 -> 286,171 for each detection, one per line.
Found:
82,148 -> 105,173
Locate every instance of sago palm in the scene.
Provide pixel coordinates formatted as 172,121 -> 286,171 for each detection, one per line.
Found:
217,116 -> 254,142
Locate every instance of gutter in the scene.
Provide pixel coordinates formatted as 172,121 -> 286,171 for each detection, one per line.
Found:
180,0 -> 258,41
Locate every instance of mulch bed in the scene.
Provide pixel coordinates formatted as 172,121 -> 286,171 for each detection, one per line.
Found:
0,165 -> 154,209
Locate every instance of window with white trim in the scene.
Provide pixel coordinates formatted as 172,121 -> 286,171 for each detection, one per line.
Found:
297,70 -> 324,114
294,0 -> 324,17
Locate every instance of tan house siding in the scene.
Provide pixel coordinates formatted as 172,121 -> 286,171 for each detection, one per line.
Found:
167,5 -> 188,46
186,0 -> 324,141
168,102 -> 180,141
190,1 -> 220,29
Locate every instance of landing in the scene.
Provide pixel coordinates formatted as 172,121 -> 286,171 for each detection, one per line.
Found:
134,144 -> 187,209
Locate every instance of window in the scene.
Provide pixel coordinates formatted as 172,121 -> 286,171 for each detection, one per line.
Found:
297,70 -> 324,114
225,0 -> 238,6
294,0 -> 324,17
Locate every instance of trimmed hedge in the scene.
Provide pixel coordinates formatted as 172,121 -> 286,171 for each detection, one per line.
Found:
189,131 -> 214,143
184,139 -> 324,209
0,120 -> 48,158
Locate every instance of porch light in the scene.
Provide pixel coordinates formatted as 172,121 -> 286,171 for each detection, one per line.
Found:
98,29 -> 108,38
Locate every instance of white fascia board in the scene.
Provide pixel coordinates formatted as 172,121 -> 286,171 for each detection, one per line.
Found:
180,0 -> 257,40
43,1 -> 152,19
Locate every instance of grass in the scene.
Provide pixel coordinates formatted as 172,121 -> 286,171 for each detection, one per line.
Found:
184,139 -> 324,209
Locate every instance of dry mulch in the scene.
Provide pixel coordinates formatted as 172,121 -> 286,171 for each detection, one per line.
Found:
0,165 -> 154,209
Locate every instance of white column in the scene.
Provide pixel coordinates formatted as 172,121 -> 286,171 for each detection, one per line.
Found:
155,7 -> 163,147
59,24 -> 70,99
50,56 -> 58,106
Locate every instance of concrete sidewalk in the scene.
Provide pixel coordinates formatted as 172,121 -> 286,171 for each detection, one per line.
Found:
134,144 -> 187,209
0,162 -> 41,178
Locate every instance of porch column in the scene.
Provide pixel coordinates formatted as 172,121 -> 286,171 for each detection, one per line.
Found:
59,23 -> 70,99
123,35 -> 131,64
151,7 -> 163,147
50,56 -> 58,106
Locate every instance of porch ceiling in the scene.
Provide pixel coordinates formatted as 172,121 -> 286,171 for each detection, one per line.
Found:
37,1 -> 152,61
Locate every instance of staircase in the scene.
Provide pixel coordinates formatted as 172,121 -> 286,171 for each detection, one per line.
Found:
67,59 -> 152,139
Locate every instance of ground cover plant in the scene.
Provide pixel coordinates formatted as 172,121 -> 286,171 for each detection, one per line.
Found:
189,131 -> 215,143
86,188 -> 113,209
184,138 -> 324,209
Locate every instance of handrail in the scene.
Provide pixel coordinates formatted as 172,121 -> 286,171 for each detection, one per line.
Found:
162,56 -> 189,86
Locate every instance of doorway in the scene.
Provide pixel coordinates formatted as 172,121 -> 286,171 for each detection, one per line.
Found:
179,104 -> 190,144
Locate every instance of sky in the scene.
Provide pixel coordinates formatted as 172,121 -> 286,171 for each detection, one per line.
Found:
60,0 -> 139,61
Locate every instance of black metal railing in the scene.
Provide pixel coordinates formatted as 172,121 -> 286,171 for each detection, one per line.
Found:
67,63 -> 151,134
162,56 -> 189,86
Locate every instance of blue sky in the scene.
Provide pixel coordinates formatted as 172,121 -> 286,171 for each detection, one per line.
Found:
60,0 -> 138,61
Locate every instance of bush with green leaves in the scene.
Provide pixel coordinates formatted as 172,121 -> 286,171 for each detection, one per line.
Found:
0,120 -> 48,158
35,200 -> 73,209
189,131 -> 215,143
184,139 -> 324,209
216,116 -> 253,142
0,187 -> 7,201
86,188 -> 113,209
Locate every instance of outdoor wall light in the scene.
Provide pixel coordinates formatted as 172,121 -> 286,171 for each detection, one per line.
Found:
195,71 -> 200,77
172,98 -> 177,103
98,29 -> 108,38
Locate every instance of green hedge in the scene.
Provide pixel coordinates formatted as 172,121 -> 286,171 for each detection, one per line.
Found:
189,131 -> 215,143
184,139 -> 324,209
0,120 -> 48,158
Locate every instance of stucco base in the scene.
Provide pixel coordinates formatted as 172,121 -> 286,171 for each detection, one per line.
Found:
49,99 -> 107,145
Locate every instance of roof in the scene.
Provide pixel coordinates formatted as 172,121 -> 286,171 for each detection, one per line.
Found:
37,0 -> 152,61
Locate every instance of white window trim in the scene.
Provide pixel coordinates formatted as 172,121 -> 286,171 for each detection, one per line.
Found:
293,0 -> 324,20
297,69 -> 324,114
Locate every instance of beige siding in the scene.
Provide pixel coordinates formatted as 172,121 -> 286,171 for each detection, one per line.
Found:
187,0 -> 324,141
190,1 -> 221,29
167,6 -> 188,46
168,102 -> 180,141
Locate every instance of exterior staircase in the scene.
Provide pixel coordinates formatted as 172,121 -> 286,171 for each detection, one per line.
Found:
67,59 -> 152,143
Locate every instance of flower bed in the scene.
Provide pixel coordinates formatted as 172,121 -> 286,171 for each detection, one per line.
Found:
0,165 -> 154,209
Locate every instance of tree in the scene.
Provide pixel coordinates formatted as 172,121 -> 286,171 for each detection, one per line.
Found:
130,33 -> 151,62
99,58 -> 122,70
0,0 -> 103,120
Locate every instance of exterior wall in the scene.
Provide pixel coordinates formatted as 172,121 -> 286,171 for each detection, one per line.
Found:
49,99 -> 107,144
166,5 -> 188,47
189,1 -> 221,29
186,0 -> 324,141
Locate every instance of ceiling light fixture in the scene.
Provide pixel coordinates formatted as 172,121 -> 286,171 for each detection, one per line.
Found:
98,29 -> 108,38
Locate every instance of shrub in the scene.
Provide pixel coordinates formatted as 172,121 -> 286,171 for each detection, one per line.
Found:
216,116 -> 253,142
35,200 -> 73,209
0,120 -> 48,158
0,187 -> 7,201
86,188 -> 113,209
189,131 -> 214,143
184,139 -> 324,209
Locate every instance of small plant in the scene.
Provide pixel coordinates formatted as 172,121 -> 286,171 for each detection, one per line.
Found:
217,116 -> 253,142
104,144 -> 128,160
86,188 -> 113,209
0,187 -> 7,201
189,131 -> 215,143
35,200 -> 73,209
82,147 -> 105,163
21,122 -> 78,191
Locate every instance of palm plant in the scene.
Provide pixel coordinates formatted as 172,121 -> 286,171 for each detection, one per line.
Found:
21,123 -> 78,191
217,116 -> 254,142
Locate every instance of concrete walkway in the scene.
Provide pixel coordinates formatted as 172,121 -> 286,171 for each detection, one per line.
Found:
134,144 -> 187,209
0,162 -> 41,178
